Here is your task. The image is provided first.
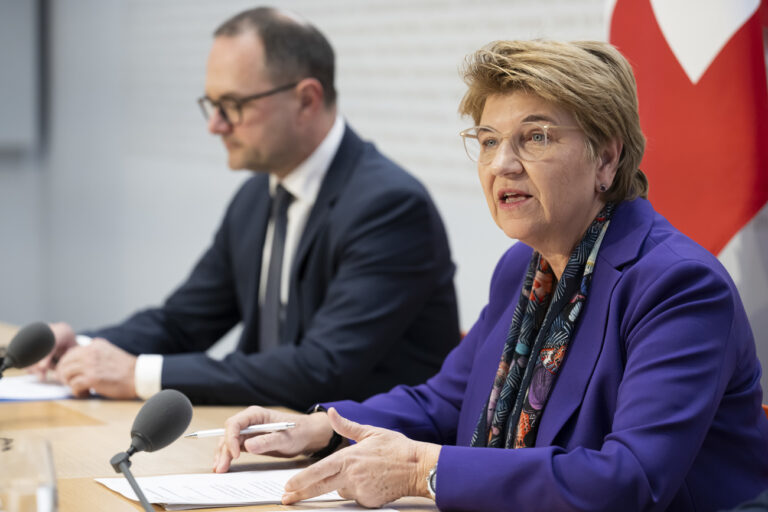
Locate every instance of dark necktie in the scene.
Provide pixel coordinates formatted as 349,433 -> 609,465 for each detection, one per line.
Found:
260,184 -> 293,351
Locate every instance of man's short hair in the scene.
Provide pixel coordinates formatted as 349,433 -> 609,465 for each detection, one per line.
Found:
215,7 -> 337,107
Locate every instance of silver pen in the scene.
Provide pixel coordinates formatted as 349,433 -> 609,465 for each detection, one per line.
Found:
184,421 -> 296,439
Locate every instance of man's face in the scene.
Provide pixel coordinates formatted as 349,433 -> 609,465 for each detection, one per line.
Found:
203,33 -> 300,175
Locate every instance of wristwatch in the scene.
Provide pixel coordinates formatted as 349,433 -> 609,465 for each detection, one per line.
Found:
426,464 -> 437,500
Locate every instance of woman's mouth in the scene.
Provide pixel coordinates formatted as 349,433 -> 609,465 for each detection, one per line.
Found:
498,190 -> 532,204
501,193 -> 529,203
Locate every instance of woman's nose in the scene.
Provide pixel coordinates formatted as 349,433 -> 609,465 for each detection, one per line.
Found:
488,142 -> 524,177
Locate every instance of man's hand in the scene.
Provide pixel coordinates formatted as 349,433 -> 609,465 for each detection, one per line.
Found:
213,406 -> 336,474
282,408 -> 441,508
27,322 -> 77,379
55,339 -> 138,399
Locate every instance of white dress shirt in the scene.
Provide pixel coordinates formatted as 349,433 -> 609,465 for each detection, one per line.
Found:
134,115 -> 346,399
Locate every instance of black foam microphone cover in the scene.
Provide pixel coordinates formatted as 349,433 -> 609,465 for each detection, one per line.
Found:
2,322 -> 55,369
129,389 -> 193,453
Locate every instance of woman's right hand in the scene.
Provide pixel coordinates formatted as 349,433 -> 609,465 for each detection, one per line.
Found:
213,406 -> 335,473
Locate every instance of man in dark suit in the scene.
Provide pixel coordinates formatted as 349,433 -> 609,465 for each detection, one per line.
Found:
35,7 -> 460,408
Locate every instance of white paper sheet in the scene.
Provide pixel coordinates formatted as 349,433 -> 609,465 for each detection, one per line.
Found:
96,468 -> 344,510
0,374 -> 72,401
259,508 -> 397,512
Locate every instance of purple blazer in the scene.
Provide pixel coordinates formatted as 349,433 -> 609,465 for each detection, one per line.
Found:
327,198 -> 768,511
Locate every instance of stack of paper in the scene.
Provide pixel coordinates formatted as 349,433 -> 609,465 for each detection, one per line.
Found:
97,468 -> 345,510
0,375 -> 72,401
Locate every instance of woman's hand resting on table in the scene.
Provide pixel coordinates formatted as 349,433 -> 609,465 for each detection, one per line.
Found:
214,406 -> 441,508
282,408 -> 440,507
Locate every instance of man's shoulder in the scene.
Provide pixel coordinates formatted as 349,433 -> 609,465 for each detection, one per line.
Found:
320,130 -> 446,242
338,135 -> 430,202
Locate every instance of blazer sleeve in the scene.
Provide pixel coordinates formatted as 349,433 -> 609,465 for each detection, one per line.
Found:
86,208 -> 241,355
434,259 -> 748,512
158,184 -> 457,408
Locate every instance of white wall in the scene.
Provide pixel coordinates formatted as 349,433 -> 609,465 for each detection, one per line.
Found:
40,1 -> 247,331
0,0 -> 43,324
0,154 -> 44,324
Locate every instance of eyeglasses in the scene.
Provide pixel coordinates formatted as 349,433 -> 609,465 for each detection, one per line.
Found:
197,82 -> 298,125
459,122 -> 581,164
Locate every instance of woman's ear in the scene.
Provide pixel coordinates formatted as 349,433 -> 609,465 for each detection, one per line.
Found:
596,138 -> 622,190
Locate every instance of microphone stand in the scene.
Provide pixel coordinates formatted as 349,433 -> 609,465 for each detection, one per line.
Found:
110,447 -> 154,512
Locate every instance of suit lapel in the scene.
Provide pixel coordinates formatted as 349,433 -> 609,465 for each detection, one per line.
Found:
283,126 -> 365,344
536,199 -> 654,446
238,176 -> 271,351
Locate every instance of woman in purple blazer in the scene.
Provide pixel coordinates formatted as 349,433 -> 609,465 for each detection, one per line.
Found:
213,40 -> 768,512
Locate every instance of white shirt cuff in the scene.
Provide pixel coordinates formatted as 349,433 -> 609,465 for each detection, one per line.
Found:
134,354 -> 163,400
75,335 -> 93,346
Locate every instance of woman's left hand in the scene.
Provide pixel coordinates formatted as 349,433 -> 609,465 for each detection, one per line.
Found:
282,407 -> 441,508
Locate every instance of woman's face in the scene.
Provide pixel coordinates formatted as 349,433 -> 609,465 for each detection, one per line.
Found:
477,91 -> 617,262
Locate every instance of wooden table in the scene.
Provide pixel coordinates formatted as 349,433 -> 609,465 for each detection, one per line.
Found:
0,321 -> 16,346
0,326 -> 437,511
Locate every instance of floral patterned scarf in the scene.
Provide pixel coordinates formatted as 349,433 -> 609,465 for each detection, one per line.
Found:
471,203 -> 614,449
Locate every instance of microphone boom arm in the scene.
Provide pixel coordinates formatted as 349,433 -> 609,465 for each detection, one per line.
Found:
110,450 -> 154,512
109,389 -> 192,510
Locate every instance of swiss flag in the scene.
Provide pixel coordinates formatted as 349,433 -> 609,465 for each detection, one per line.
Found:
608,0 -> 768,386
609,0 -> 768,254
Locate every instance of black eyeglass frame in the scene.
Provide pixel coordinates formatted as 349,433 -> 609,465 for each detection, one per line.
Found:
197,82 -> 299,125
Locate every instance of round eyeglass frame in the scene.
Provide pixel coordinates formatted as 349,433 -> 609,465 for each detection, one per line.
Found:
459,122 -> 581,164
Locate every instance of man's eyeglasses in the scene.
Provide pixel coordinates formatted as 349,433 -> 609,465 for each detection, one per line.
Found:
197,82 -> 298,125
459,122 -> 581,164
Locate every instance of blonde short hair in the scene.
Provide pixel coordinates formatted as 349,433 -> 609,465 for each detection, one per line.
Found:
459,40 -> 648,202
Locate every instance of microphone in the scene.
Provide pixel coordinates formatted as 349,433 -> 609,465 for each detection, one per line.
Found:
129,388 -> 194,453
0,322 -> 55,378
110,389 -> 193,512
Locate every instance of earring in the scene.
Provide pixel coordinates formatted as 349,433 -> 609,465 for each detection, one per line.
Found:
599,184 -> 607,192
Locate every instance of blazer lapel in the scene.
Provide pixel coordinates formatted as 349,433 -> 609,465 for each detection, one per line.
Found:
238,176 -> 271,351
283,126 -> 365,345
536,199 -> 654,446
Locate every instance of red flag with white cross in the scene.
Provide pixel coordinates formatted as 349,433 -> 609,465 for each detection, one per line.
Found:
608,0 -> 768,376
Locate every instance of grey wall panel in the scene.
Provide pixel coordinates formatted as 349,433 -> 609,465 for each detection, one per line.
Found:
0,0 -> 39,152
